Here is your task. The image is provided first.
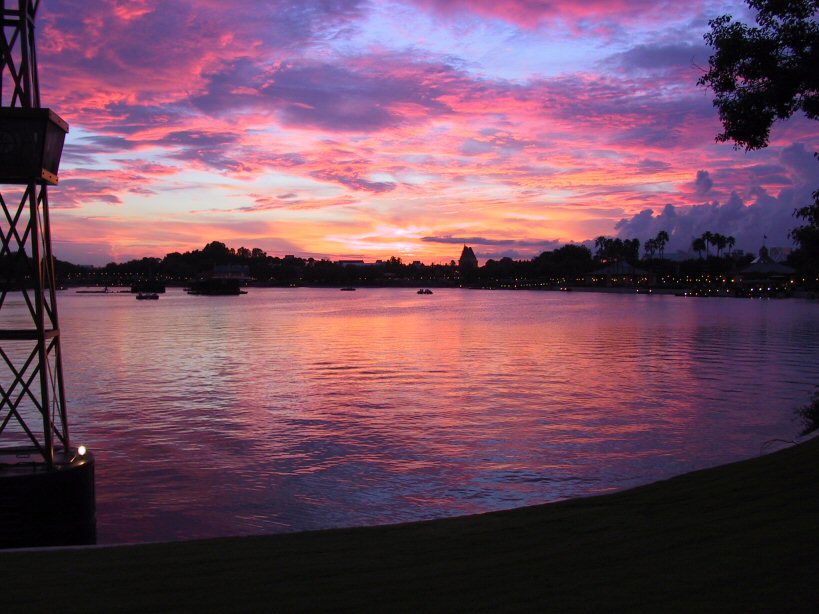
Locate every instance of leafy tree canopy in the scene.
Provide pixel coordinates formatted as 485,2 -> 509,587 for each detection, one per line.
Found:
790,192 -> 819,270
698,0 -> 819,150
700,0 -> 819,272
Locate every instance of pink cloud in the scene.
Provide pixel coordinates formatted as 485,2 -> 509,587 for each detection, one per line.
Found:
26,0 -> 819,265
193,193 -> 359,213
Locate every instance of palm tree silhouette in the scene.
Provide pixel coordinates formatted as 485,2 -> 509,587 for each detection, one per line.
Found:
726,235 -> 735,256
714,233 -> 727,258
702,231 -> 714,257
655,230 -> 670,260
692,237 -> 706,259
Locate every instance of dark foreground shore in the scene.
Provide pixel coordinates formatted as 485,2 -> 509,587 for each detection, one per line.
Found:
3,436 -> 819,612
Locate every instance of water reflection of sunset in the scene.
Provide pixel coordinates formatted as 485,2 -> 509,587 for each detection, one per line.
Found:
41,289 -> 819,543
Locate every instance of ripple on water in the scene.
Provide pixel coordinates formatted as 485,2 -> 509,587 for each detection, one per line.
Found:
9,288 -> 815,544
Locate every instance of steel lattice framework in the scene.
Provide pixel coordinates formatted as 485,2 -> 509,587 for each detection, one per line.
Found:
0,0 -> 70,467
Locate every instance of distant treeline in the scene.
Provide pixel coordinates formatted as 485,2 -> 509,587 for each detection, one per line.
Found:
37,236 -> 809,289
0,230 -> 807,289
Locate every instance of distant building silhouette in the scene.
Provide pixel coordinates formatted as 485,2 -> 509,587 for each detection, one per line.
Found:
213,264 -> 251,279
459,245 -> 478,269
586,261 -> 651,287
740,245 -> 795,276
729,243 -> 796,296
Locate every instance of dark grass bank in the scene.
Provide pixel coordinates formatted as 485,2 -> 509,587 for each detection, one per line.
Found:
3,436 -> 819,612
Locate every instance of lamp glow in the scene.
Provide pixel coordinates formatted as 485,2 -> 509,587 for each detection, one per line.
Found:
77,445 -> 87,456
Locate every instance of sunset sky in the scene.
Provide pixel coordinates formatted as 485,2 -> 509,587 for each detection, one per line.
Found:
32,0 -> 819,265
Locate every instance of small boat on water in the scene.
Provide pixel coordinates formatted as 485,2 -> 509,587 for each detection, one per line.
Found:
340,287 -> 356,291
417,288 -> 433,295
136,293 -> 159,300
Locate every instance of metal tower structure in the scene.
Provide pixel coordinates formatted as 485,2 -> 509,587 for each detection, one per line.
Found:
0,0 -> 70,467
0,0 -> 94,549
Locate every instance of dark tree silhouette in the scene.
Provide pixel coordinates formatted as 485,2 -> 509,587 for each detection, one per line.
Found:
726,235 -> 736,256
644,238 -> 658,259
700,0 -> 819,271
702,231 -> 714,257
692,237 -> 707,259
594,236 -> 608,259
698,0 -> 818,151
533,244 -> 593,277
714,233 -> 728,257
655,230 -> 670,259
624,238 -> 641,262
791,195 -> 819,270
593,236 -> 640,263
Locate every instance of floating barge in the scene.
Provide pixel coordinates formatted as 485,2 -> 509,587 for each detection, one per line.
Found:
186,278 -> 247,296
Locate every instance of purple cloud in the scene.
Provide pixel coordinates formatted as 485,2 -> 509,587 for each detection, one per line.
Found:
615,191 -> 800,254
606,43 -> 708,73
310,168 -> 396,193
635,159 -> 673,173
694,170 -> 713,196
188,54 -> 463,133
615,143 -> 819,253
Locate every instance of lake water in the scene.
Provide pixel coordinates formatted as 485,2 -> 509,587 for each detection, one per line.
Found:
6,288 -> 819,544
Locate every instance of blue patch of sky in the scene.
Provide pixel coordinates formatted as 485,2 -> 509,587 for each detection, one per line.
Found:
349,1 -> 605,80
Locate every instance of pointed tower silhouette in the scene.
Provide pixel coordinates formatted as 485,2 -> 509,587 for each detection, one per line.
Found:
458,245 -> 478,269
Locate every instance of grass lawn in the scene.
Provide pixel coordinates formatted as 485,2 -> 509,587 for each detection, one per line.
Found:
2,436 -> 818,612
